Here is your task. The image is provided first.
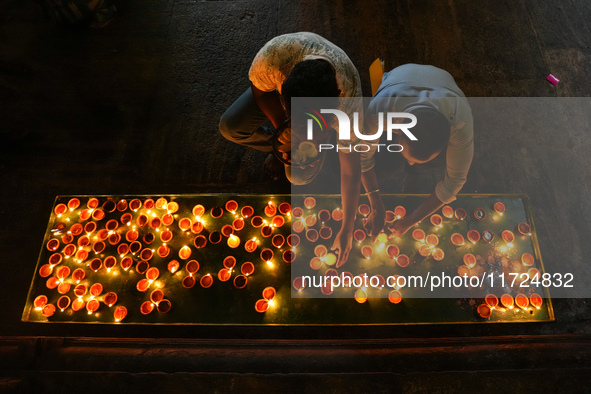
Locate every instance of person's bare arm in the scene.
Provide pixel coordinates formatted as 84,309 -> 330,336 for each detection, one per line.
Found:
332,151 -> 361,268
250,82 -> 287,129
390,192 -> 444,236
360,168 -> 385,242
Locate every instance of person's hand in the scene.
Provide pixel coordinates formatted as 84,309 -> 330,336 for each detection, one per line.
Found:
331,226 -> 353,268
389,216 -> 415,238
363,203 -> 386,243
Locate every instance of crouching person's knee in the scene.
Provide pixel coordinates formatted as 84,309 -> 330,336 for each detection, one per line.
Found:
218,113 -> 237,143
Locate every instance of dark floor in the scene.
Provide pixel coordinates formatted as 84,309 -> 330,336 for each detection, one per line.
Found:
1,0 -> 591,392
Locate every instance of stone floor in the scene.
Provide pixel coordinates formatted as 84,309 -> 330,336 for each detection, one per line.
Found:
1,0 -> 591,392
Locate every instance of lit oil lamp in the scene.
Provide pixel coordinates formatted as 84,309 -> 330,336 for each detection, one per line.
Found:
331,208 -> 343,221
185,260 -> 200,275
39,264 -> 53,278
463,253 -> 476,268
387,244 -> 400,258
232,218 -> 245,231
454,208 -> 467,221
262,286 -> 276,301
467,230 -> 480,244
149,217 -> 161,230
42,304 -> 56,317
91,209 -> 105,221
388,290 -> 402,304
255,299 -> 269,313
104,256 -> 117,271
264,202 -> 277,217
72,298 -> 85,312
114,306 -> 127,322
397,254 -> 409,267
292,207 -> 304,218
261,225 -> 273,238
227,234 -> 241,248
34,295 -> 48,310
500,294 -> 514,309
310,257 -> 322,270
441,206 -> 454,219
323,253 -> 336,266
108,232 -> 121,245
354,229 -> 366,243
493,202 -> 505,215
54,203 -> 68,216
49,253 -> 62,266
477,304 -> 492,318
179,217 -> 192,231
293,277 -> 305,292
192,204 -> 205,217
200,274 -> 214,288
527,268 -> 540,280
129,199 -> 142,212
272,234 -> 285,248
485,294 -> 498,309
104,292 -> 118,307
70,223 -> 83,236
120,212 -> 133,226
361,245 -> 373,259
157,244 -> 170,258
515,293 -> 529,309
73,284 -> 87,298
457,265 -> 470,277
140,301 -> 155,314
146,267 -> 160,281
245,238 -> 257,253
354,289 -> 367,303
432,248 -> 445,261
136,214 -> 148,227
218,268 -> 232,282
304,197 -> 316,210
306,229 -> 319,243
518,222 -> 531,235
72,268 -> 86,282
426,234 -> 439,246
314,245 -> 328,257
501,230 -> 514,246
412,229 -> 425,242
83,221 -> 97,234
304,215 -> 317,227
223,256 -> 236,270
292,220 -> 305,233
129,241 -> 142,255
86,299 -> 100,314
162,214 -> 174,226
77,235 -> 90,248
191,221 -> 204,234
182,275 -> 196,288
68,198 -> 80,210
87,198 -> 100,209
287,234 -> 299,248
385,210 -> 395,222
419,244 -> 431,257
121,256 -> 133,271
89,258 -> 102,272
358,204 -> 371,217
46,277 -> 60,289
271,215 -> 284,228
430,214 -> 442,227
278,202 -> 291,215
521,253 -> 534,267
241,262 -> 255,276
451,233 -> 464,246
251,216 -> 264,228
283,249 -> 296,263
225,200 -> 238,213
530,293 -> 543,309
394,206 -> 406,219
319,226 -> 333,239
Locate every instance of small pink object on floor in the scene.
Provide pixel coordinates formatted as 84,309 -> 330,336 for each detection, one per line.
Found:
546,74 -> 560,85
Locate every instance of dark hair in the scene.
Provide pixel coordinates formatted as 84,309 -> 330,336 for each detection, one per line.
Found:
403,106 -> 451,161
281,59 -> 340,110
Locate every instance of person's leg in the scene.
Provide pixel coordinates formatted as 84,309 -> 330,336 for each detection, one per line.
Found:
285,153 -> 326,185
219,87 -> 274,153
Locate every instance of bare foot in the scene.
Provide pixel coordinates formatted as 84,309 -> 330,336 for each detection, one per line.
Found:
263,154 -> 285,181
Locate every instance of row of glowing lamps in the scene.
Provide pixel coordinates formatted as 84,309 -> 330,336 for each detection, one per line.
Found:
35,197 -> 295,321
